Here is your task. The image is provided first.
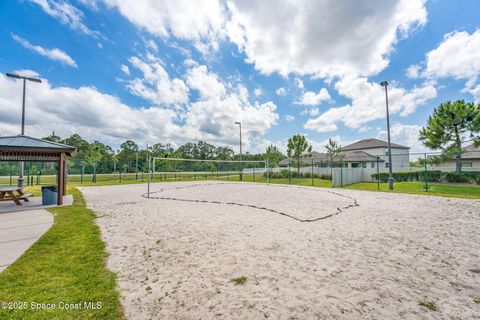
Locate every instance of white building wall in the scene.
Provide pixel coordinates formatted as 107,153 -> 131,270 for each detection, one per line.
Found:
356,147 -> 410,169
433,159 -> 480,169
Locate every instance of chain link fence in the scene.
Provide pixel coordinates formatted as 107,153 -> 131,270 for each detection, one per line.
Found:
1,151 -> 479,191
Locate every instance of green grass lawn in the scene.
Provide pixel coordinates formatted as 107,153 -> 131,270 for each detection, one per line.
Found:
0,188 -> 123,320
345,181 -> 480,199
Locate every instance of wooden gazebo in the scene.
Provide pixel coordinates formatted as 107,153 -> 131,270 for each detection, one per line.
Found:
0,135 -> 76,205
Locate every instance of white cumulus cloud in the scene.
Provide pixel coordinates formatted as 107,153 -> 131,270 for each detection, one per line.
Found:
125,55 -> 189,106
102,0 -> 226,52
12,34 -> 77,67
304,76 -> 436,133
296,88 -> 331,106
226,0 -> 427,77
30,0 -> 99,37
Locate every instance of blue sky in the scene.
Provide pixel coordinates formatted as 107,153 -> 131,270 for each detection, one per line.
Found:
1,0 -> 479,153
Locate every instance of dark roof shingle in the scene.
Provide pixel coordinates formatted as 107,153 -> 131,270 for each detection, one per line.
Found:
342,138 -> 409,151
0,135 -> 76,152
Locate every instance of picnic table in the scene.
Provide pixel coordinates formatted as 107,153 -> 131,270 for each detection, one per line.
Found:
0,187 -> 33,206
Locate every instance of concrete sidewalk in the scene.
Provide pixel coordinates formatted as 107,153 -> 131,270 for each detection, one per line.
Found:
0,209 -> 53,272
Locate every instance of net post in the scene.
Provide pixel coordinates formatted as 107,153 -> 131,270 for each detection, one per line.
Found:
147,152 -> 150,198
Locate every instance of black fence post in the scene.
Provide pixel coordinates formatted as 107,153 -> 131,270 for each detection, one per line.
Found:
288,160 -> 291,184
424,153 -> 429,191
376,156 -> 380,190
340,158 -> 344,188
311,158 -> 314,186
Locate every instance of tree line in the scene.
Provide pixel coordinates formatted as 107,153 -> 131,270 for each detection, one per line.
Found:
41,133 -> 286,173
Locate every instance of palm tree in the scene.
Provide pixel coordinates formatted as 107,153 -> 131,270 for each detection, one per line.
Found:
287,134 -> 312,175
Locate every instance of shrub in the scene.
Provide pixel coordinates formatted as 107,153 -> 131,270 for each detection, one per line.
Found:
264,170 -> 331,180
280,169 -> 289,177
371,172 -> 390,182
445,172 -> 470,183
392,172 -> 418,182
418,170 -> 443,182
463,171 -> 480,184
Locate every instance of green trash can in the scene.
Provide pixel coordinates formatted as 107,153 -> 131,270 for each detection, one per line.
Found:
41,186 -> 57,205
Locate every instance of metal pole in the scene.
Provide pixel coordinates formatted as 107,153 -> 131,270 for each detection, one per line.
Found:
252,162 -> 255,182
21,78 -> 26,134
17,78 -> 27,188
381,81 -> 394,190
288,160 -> 291,184
9,162 -> 12,186
424,153 -> 429,191
311,158 -> 314,186
235,122 -> 243,181
135,152 -> 139,180
147,153 -> 151,198
26,161 -> 30,186
376,156 -> 380,190
340,157 -> 344,187
7,73 -> 41,188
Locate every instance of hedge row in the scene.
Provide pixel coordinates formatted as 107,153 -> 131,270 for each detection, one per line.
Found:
371,171 -> 480,184
264,170 -> 332,180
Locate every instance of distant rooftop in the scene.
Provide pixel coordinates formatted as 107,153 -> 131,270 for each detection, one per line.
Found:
0,135 -> 76,153
279,150 -> 383,166
342,138 -> 409,151
459,144 -> 480,159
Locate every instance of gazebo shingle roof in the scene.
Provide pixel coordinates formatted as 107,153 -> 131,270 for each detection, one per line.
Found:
0,135 -> 75,153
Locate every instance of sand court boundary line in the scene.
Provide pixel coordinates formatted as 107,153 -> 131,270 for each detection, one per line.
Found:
142,181 -> 359,222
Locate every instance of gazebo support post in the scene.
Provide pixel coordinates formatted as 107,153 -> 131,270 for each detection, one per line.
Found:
63,158 -> 67,196
57,153 -> 65,205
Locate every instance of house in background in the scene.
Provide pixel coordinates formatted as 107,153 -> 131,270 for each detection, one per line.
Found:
341,138 -> 410,169
279,138 -> 410,169
431,144 -> 480,169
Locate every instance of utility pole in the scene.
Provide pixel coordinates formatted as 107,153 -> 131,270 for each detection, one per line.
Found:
380,81 -> 394,190
6,73 -> 42,188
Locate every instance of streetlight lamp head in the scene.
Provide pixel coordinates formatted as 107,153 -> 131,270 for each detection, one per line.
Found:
6,73 -> 42,83
6,73 -> 21,79
27,77 -> 42,83
380,81 -> 388,87
234,121 -> 240,125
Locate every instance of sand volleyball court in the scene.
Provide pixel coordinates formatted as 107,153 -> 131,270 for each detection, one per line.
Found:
81,181 -> 480,319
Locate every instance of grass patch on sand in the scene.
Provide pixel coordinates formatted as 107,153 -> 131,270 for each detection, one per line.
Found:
0,188 -> 123,320
418,300 -> 438,311
230,276 -> 248,286
345,181 -> 480,199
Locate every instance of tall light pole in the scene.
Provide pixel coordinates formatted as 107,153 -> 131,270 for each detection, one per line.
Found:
380,81 -> 394,190
6,72 -> 42,188
234,121 -> 242,181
